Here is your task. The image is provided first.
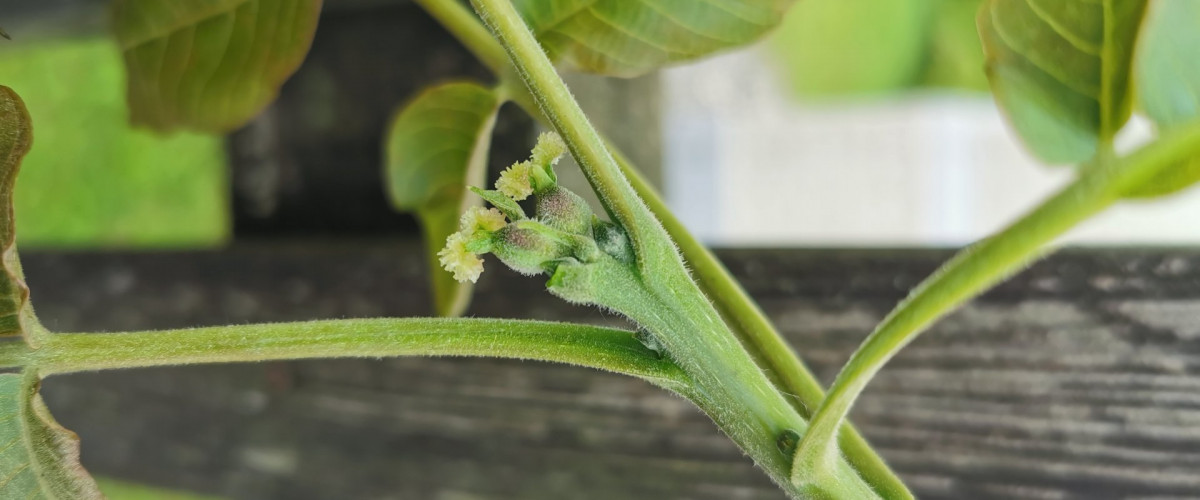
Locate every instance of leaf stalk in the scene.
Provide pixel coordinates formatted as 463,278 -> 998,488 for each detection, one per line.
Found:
791,122 -> 1200,485
2,318 -> 686,390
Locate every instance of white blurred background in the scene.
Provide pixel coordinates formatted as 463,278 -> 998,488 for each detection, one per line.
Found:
661,1 -> 1200,247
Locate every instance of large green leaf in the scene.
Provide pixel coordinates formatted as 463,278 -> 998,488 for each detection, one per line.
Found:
112,0 -> 322,132
0,86 -> 34,343
512,0 -> 794,77
384,82 -> 501,317
0,371 -> 102,500
978,0 -> 1147,164
1124,0 -> 1200,198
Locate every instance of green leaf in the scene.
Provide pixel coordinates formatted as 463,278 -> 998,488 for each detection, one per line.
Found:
770,0 -> 932,97
0,371 -> 102,500
921,0 -> 989,91
112,0 -> 323,132
0,87 -> 35,343
1,39 -> 228,248
470,187 -> 527,220
384,82 -> 501,317
1137,0 -> 1200,130
511,0 -> 795,77
979,0 -> 1147,164
1124,0 -> 1200,198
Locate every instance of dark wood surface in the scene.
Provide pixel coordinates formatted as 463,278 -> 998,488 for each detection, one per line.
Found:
21,244 -> 1200,499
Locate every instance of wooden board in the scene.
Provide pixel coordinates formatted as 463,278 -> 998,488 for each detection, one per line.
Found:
21,245 -> 1200,499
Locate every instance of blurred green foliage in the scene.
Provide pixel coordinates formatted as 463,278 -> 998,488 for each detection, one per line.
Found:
770,0 -> 987,99
97,477 -> 225,500
0,38 -> 228,248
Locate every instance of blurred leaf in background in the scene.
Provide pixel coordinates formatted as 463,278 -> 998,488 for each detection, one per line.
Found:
920,0 -> 989,89
97,477 -> 225,500
0,38 -> 228,248
770,0 -> 987,99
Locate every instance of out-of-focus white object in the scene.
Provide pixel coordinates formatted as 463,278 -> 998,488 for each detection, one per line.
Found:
663,48 -> 1200,246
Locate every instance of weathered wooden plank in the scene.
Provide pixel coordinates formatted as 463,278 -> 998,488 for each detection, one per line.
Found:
19,245 -> 1200,499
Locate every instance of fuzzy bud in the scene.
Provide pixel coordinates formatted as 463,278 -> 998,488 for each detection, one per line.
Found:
536,186 -> 593,235
491,221 -> 574,276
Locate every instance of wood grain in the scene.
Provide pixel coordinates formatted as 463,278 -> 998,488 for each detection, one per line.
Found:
19,245 -> 1200,499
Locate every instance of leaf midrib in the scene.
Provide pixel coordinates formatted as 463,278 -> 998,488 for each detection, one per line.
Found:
13,375 -> 45,498
534,0 -> 769,61
119,0 -> 251,49
989,0 -> 1102,101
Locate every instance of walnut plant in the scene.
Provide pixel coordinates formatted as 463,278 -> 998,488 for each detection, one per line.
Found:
2,1 -> 1200,499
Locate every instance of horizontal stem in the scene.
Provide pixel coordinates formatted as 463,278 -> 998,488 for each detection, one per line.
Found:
2,318 -> 687,389
792,122 -> 1200,485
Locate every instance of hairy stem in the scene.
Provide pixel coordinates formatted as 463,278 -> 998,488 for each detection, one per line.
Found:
468,0 -> 678,278
0,318 -> 686,389
414,0 -> 908,494
466,0 -> 900,496
610,148 -> 909,498
792,122 -> 1200,484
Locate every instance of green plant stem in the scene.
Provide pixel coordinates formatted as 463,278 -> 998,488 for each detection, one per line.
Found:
468,0 -> 677,278
0,318 -> 686,388
467,1 -> 897,497
791,122 -> 1200,485
413,1 -> 909,494
575,256 -> 881,499
610,148 -> 910,498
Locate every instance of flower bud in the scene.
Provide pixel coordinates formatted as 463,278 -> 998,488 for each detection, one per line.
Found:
491,221 -> 574,276
536,186 -> 593,235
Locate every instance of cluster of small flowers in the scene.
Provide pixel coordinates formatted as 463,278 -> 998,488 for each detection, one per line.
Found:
438,132 -> 570,283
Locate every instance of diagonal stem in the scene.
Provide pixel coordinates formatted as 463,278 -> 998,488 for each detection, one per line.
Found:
466,0 -> 904,497
610,148 -> 908,497
413,0 -> 910,495
467,0 -> 680,279
791,122 -> 1200,485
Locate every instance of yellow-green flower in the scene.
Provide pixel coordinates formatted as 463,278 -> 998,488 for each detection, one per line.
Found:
496,160 -> 534,200
460,206 -> 506,233
530,132 -> 566,167
438,232 -> 484,283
